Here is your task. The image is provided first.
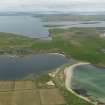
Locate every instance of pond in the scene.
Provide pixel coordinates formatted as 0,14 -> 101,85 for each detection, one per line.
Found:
72,64 -> 105,103
0,54 -> 68,80
0,16 -> 49,38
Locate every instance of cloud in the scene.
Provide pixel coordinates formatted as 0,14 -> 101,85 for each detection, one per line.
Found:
0,0 -> 105,11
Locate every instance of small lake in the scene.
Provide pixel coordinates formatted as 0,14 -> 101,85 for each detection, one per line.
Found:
0,54 -> 68,80
0,16 -> 49,38
72,64 -> 105,103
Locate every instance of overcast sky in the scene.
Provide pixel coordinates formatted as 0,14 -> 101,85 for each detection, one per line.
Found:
0,0 -> 105,12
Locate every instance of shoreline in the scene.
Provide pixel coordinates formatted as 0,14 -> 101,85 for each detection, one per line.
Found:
64,62 -> 96,104
48,53 -> 65,57
0,53 -> 66,58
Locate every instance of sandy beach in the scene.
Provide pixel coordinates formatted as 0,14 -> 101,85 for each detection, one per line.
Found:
64,62 -> 95,104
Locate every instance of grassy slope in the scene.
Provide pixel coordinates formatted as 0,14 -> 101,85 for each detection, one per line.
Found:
32,28 -> 105,66
0,32 -> 35,47
0,28 -> 105,65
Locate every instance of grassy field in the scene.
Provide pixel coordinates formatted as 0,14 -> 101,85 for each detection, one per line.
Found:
31,28 -> 105,66
0,28 -> 105,65
0,32 -> 34,47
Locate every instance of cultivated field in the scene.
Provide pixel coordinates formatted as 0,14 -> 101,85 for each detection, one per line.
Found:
0,81 -> 65,105
39,89 -> 65,105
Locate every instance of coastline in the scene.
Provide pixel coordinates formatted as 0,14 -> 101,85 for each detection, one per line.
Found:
64,62 -> 95,104
0,53 -> 66,58
48,53 -> 65,57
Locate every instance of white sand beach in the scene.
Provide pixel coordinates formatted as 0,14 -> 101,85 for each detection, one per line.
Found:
64,62 -> 96,104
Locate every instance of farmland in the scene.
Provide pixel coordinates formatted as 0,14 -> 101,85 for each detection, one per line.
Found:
0,80 -> 65,105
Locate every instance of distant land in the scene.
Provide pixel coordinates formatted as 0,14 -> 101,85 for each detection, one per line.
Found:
0,11 -> 105,16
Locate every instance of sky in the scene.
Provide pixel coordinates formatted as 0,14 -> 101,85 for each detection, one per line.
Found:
0,0 -> 105,12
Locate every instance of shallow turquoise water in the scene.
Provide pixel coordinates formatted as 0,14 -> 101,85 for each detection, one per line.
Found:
72,64 -> 105,103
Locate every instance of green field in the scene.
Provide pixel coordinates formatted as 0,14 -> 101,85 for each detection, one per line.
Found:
0,28 -> 105,65
31,28 -> 105,66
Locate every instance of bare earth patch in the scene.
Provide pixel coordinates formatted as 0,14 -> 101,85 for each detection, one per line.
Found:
0,81 -> 65,105
0,81 -> 14,92
14,81 -> 34,90
39,88 -> 65,105
0,92 -> 12,105
12,90 -> 40,105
